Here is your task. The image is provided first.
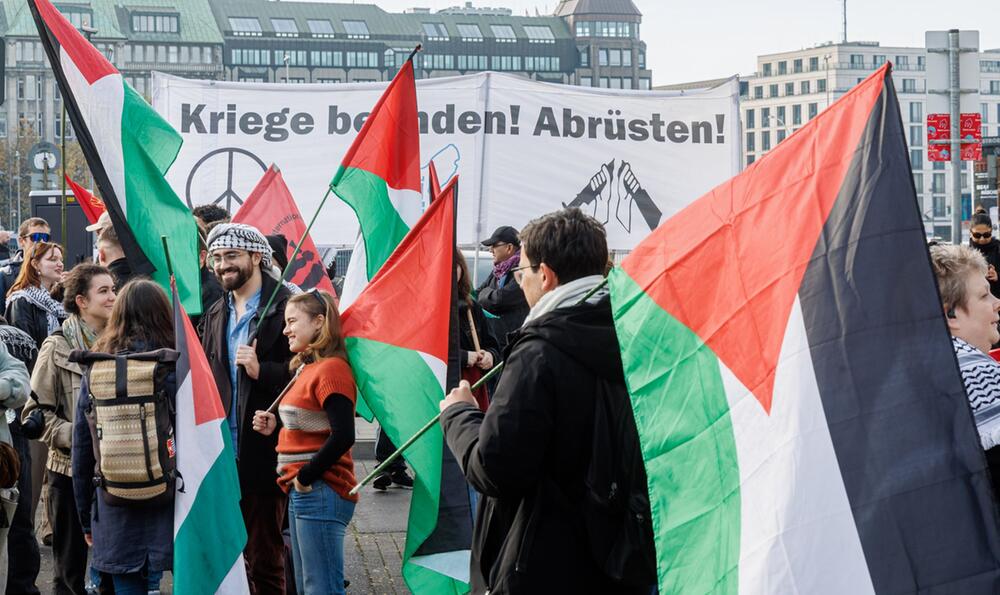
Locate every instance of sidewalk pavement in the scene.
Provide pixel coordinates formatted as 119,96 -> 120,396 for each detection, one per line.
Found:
36,439 -> 412,594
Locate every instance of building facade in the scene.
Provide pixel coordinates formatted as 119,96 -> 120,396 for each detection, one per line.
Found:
1,0 -> 225,145
740,41 -> 1000,240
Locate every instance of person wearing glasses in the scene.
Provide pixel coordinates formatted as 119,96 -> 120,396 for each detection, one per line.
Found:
0,218 -> 51,303
199,223 -> 293,594
476,226 -> 530,351
969,212 -> 1000,299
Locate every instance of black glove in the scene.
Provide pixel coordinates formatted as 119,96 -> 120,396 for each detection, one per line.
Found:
21,408 -> 45,440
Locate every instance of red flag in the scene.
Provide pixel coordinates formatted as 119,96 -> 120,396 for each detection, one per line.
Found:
64,174 -> 105,225
233,165 -> 335,294
427,161 -> 442,202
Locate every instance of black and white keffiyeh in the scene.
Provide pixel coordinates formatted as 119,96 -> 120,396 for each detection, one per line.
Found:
206,223 -> 273,269
5,286 -> 66,335
953,336 -> 1000,449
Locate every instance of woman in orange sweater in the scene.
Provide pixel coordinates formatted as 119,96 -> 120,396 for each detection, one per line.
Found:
251,290 -> 357,595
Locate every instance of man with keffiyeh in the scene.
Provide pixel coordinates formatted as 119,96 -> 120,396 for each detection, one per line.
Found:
476,226 -> 530,351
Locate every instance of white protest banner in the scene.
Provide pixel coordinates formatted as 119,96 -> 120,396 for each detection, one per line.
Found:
152,72 -> 740,250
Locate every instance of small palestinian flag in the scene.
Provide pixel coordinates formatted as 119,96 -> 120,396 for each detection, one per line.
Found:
28,0 -> 201,313
609,64 -> 1000,593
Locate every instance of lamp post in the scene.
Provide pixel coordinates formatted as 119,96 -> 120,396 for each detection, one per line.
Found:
823,53 -> 833,108
283,53 -> 290,83
764,115 -> 791,149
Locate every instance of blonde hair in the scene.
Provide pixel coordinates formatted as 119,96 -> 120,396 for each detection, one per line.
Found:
287,290 -> 348,369
930,244 -> 988,312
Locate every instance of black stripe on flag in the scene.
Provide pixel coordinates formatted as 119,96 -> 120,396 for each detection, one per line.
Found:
800,69 -> 1000,591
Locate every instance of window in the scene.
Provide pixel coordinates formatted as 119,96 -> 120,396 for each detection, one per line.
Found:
917,56 -> 925,68
62,8 -> 93,30
808,103 -> 818,119
909,102 -> 923,123
909,125 -> 923,147
272,19 -> 298,37
932,195 -> 945,217
910,149 -> 923,170
792,104 -> 802,125
638,51 -> 645,69
311,50 -> 341,67
589,21 -> 631,38
180,45 -> 189,63
599,77 -> 609,88
132,13 -> 178,33
578,48 -> 589,67
168,45 -> 178,63
639,78 -> 651,90
785,82 -> 794,96
809,56 -> 819,71
777,106 -> 786,124
902,79 -> 916,93
778,61 -> 787,75
157,45 -> 166,62
609,77 -> 622,89
874,55 -> 886,66
231,49 -> 271,66
343,20 -> 370,39
279,50 -> 307,66
745,109 -> 755,130
490,25 -> 516,42
307,20 -> 334,37
575,21 -> 591,37
457,55 -> 487,70
817,78 -> 827,92
761,107 -> 770,128
599,49 -> 608,66
525,56 -> 560,71
934,161 -> 945,171
457,24 -> 483,40
990,80 -> 1000,94
524,26 -> 555,43
912,174 -> 923,194
317,78 -> 342,84
229,17 -> 262,36
762,63 -> 772,76
933,173 -> 946,193
422,23 -> 449,40
769,84 -> 778,98
850,54 -> 864,67
580,76 -> 592,87
793,59 -> 803,73
747,155 -> 756,166
753,86 -> 763,99
622,51 -> 631,67
746,132 -> 755,152
762,131 -> 771,151
800,80 -> 810,94
488,55 -> 521,71
777,129 -> 787,143
608,49 -> 621,67
622,78 -> 633,90
202,46 -> 212,64
422,54 -> 455,70
346,51 -> 379,68
896,55 -> 909,66
191,46 -> 202,64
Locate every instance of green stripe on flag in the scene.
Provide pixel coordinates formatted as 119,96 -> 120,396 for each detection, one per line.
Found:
332,165 -> 411,280
609,268 -> 740,595
120,83 -> 202,314
345,336 -> 469,594
174,424 -> 247,594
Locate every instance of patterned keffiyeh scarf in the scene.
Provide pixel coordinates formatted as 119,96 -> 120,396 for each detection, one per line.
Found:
62,315 -> 98,351
6,286 -> 66,335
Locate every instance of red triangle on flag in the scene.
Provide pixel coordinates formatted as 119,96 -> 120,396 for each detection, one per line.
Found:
32,0 -> 117,84
65,175 -> 105,226
341,177 -> 456,362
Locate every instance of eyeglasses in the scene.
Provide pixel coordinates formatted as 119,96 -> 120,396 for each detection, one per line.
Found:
973,231 -> 993,239
21,232 -> 50,243
511,263 -> 540,285
210,250 -> 249,266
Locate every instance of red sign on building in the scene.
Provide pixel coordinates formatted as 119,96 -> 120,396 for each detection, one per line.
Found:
928,113 -> 983,161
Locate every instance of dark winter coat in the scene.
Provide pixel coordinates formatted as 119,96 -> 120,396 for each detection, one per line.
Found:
71,342 -> 175,575
475,272 -> 529,349
459,300 -> 500,367
6,297 -> 59,358
0,252 -> 23,302
107,257 -> 136,292
441,295 -> 652,594
191,266 -> 224,329
971,238 -> 1000,298
198,273 -> 293,494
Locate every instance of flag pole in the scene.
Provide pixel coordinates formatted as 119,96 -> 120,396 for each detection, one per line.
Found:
160,235 -> 174,279
350,276 -> 611,495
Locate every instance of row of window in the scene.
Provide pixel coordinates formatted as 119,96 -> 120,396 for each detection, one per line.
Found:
131,13 -> 179,34
574,21 -> 636,39
124,44 -> 214,65
751,78 -> 827,99
760,54 -> 925,76
579,76 -> 652,90
228,49 -> 565,73
225,17 -> 558,43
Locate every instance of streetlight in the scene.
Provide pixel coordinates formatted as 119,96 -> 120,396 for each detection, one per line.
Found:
823,53 -> 833,108
283,53 -> 290,83
764,115 -> 791,147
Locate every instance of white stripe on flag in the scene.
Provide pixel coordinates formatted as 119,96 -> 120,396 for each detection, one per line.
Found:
172,373 -> 225,537
722,297 -> 875,594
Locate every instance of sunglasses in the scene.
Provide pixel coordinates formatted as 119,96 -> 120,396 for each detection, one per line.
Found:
21,232 -> 50,243
973,231 -> 993,239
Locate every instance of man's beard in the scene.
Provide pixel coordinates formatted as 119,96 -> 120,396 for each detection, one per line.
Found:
218,262 -> 252,291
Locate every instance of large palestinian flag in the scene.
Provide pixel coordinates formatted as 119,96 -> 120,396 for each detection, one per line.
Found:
609,64 -> 1000,593
332,58 -> 422,307
28,0 -> 201,313
342,178 -> 470,593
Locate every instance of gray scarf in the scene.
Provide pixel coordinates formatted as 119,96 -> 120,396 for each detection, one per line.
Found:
522,275 -> 607,327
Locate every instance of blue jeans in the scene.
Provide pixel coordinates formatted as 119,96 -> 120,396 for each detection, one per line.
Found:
108,568 -> 162,594
288,482 -> 355,595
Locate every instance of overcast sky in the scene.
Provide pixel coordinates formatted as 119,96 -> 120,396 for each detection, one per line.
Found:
346,0 -> 999,84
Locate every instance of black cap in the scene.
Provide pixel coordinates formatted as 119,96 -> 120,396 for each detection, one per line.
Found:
482,226 -> 520,247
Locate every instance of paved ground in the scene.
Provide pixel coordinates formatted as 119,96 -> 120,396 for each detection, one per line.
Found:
36,423 -> 412,594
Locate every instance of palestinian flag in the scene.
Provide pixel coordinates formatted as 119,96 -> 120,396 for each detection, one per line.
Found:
171,277 -> 248,593
29,0 -> 201,313
342,178 -> 471,593
609,64 -> 1000,593
332,58 -> 422,307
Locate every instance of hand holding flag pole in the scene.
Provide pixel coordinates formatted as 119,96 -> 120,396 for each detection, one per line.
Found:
350,276 -> 610,495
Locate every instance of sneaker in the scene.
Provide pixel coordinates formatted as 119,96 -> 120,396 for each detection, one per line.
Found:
390,469 -> 414,488
372,472 -> 391,491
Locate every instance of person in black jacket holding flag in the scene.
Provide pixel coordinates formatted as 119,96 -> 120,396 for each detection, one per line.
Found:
440,209 -> 655,594
476,226 -> 529,350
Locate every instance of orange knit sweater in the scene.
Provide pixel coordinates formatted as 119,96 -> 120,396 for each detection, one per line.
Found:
276,357 -> 358,502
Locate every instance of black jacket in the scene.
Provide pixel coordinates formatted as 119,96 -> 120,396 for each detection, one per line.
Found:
107,257 -> 136,292
5,298 -> 58,358
0,252 -> 22,301
198,274 -> 293,493
441,295 -> 652,594
475,272 -> 529,349
971,239 -> 1000,298
191,266 -> 224,329
459,300 -> 500,366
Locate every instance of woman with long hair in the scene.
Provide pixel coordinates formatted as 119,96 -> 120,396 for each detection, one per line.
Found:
252,290 -> 357,595
71,280 -> 174,594
457,252 -> 500,410
24,265 -> 115,595
5,241 -> 66,353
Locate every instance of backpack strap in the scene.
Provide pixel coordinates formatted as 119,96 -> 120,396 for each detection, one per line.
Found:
115,355 -> 128,400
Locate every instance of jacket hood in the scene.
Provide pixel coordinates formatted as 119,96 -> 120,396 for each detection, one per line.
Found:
516,296 -> 624,381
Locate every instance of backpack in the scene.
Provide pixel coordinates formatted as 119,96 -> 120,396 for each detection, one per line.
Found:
71,348 -> 179,507
582,376 -> 657,586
